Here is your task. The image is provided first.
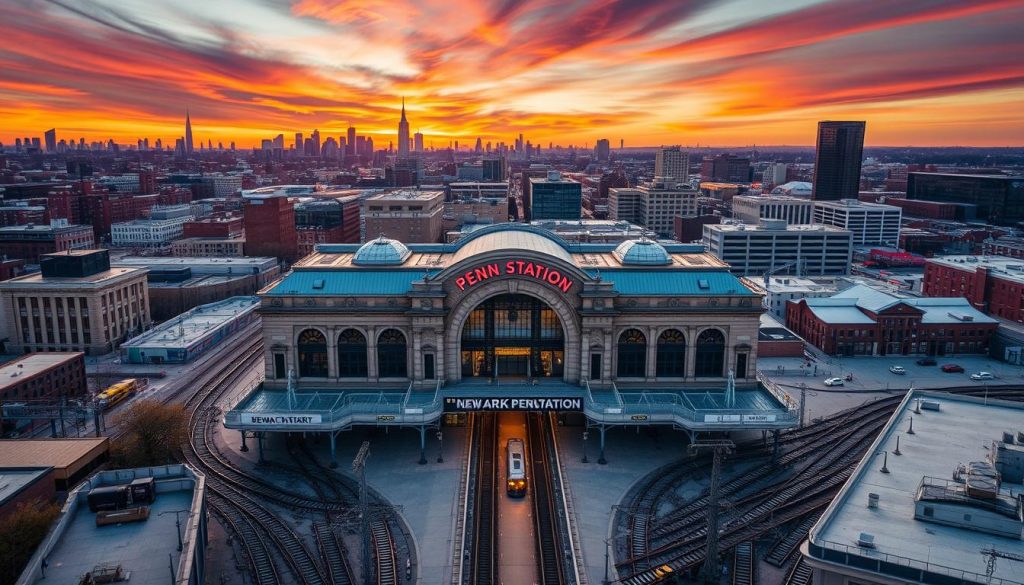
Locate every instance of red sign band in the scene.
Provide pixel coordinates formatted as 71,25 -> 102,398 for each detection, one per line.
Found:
454,261 -> 574,293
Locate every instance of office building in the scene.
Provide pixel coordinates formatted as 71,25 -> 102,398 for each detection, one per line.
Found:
812,121 -> 865,201
529,219 -> 656,243
363,190 -> 444,243
184,109 -> 194,155
761,162 -> 788,189
0,221 -> 95,263
607,188 -> 644,225
701,154 -> 751,182
44,128 -> 56,153
812,199 -> 902,246
295,196 -> 361,255
655,147 -> 689,183
732,195 -> 814,225
674,214 -> 720,243
527,172 -> 582,221
802,390 -> 1023,583
110,205 -> 193,247
923,254 -> 1024,323
637,178 -> 699,237
442,199 -> 510,235
703,219 -> 853,276
594,139 -> 610,162
787,283 -> 996,356
120,296 -> 260,364
907,172 -> 1024,225
0,250 -> 151,355
762,276 -> 837,321
449,182 -> 509,201
171,237 -> 246,257
414,131 -> 424,153
482,158 -> 506,181
243,195 -> 298,261
0,352 -> 86,402
397,98 -> 410,157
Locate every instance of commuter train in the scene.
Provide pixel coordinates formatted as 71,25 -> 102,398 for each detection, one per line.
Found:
506,438 -> 527,497
96,378 -> 142,410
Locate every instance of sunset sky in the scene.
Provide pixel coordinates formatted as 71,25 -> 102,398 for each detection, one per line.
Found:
1,0 -> 1023,148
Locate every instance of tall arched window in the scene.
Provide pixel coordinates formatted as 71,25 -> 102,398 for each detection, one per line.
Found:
297,329 -> 328,377
656,329 -> 687,377
377,329 -> 408,378
617,329 -> 647,378
337,329 -> 368,377
694,329 -> 726,378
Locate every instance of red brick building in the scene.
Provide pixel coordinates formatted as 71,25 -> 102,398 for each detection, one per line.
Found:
0,352 -> 87,403
0,258 -> 26,281
243,195 -> 297,261
786,284 -> 997,356
183,216 -> 244,239
923,255 -> 1024,323
0,222 -> 95,263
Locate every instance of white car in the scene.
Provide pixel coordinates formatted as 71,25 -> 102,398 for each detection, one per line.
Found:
823,377 -> 845,387
889,366 -> 906,375
970,372 -> 994,380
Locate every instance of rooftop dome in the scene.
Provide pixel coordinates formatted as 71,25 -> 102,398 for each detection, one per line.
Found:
352,236 -> 411,266
613,238 -> 672,266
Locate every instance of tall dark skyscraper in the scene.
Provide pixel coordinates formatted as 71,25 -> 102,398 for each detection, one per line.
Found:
812,121 -> 865,201
44,128 -> 56,152
185,109 -> 194,155
347,125 -> 356,157
397,98 -> 410,157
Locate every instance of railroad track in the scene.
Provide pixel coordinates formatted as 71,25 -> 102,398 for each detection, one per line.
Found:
784,556 -> 813,585
526,412 -> 565,584
209,492 -> 278,585
731,541 -> 754,585
765,511 -> 822,567
470,413 -> 499,584
314,522 -> 354,585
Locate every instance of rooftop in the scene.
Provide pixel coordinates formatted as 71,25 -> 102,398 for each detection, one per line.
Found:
709,222 -> 850,233
0,438 -> 108,472
121,297 -> 259,349
928,255 -> 1024,285
21,465 -> 204,585
805,284 -> 998,325
0,223 -> 91,234
365,189 -> 443,201
0,467 -> 52,507
0,267 -> 145,287
111,255 -> 277,271
808,391 -> 1024,584
910,172 -> 1023,180
0,352 -> 82,391
813,198 -> 901,211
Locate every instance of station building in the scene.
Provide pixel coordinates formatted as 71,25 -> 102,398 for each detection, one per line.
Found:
227,224 -> 796,464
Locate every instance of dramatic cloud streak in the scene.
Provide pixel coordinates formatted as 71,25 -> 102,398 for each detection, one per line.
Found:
0,0 -> 1022,147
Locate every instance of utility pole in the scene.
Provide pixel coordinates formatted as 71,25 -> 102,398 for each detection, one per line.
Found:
352,441 -> 371,583
981,547 -> 1024,583
689,438 -> 735,582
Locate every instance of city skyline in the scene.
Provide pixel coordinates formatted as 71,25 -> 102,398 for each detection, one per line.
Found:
1,1 -> 1024,148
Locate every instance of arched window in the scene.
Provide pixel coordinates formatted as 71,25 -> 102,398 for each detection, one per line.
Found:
694,329 -> 726,378
656,329 -> 687,377
337,329 -> 368,377
297,329 -> 328,377
617,329 -> 647,378
377,329 -> 408,378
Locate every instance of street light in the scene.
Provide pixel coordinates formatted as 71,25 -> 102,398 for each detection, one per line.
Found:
158,509 -> 190,552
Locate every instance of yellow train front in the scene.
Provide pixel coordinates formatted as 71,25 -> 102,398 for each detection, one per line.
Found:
95,378 -> 140,410
506,438 -> 527,497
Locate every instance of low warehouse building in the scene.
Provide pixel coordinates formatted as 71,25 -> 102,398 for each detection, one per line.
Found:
0,438 -> 109,490
120,296 -> 260,364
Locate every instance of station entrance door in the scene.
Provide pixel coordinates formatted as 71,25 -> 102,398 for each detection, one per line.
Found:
460,294 -> 564,379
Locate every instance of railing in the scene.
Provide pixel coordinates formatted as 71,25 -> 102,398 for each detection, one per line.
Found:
757,370 -> 798,409
585,389 -> 798,427
806,539 -> 1023,585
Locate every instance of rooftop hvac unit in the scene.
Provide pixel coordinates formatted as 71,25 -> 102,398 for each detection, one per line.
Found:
857,532 -> 876,548
867,493 -> 879,509
920,400 -> 941,411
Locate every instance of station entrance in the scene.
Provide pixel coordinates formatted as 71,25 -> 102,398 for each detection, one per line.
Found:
460,294 -> 564,379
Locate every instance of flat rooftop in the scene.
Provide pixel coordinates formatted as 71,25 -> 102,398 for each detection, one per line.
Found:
112,255 -> 277,270
709,223 -> 850,233
0,352 -> 82,389
808,391 -> 1024,583
366,189 -> 443,201
0,267 -> 144,287
813,198 -> 901,211
0,467 -> 52,506
0,438 -> 108,480
122,296 -> 259,349
27,465 -> 203,585
0,224 -> 90,234
927,255 -> 1024,285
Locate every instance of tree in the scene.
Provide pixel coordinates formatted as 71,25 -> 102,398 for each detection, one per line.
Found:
0,499 -> 60,583
111,400 -> 188,467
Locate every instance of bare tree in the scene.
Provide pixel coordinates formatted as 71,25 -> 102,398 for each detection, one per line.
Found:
112,400 -> 188,467
0,500 -> 60,582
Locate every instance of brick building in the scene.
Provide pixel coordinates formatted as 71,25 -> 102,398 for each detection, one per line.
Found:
0,221 -> 95,263
786,284 -> 997,356
294,197 -> 360,256
0,352 -> 87,402
243,195 -> 298,261
183,216 -> 244,239
362,190 -> 444,243
923,255 -> 1024,323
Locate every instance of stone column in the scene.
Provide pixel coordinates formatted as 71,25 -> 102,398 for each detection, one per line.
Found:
686,327 -> 698,379
645,326 -> 657,380
326,328 -> 338,379
367,326 -> 379,381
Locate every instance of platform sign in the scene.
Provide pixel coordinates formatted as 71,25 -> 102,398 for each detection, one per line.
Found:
444,397 -> 582,412
240,413 -> 323,426
703,413 -> 777,424
743,414 -> 777,423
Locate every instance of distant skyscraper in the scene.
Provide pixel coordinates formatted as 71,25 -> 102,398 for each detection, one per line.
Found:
295,133 -> 303,152
812,121 -> 866,201
311,129 -> 321,157
414,132 -> 424,153
594,138 -> 610,162
44,128 -> 56,153
397,98 -> 410,157
655,146 -> 688,182
347,126 -> 356,157
184,109 -> 194,155
474,137 -> 483,154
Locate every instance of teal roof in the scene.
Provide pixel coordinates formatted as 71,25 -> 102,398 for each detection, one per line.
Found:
613,239 -> 672,265
265,270 -> 432,296
352,237 -> 411,265
591,270 -> 757,296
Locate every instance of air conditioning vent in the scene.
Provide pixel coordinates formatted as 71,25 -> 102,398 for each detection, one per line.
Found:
857,532 -> 876,548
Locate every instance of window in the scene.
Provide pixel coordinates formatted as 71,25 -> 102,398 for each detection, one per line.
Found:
590,353 -> 602,381
274,353 -> 286,379
297,329 -> 328,377
617,329 -> 647,378
424,353 -> 435,380
377,329 -> 408,378
337,329 -> 368,377
656,329 -> 687,377
694,329 -> 726,377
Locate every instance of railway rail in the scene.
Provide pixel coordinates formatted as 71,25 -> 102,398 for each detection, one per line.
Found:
470,413 -> 499,584
526,412 -> 566,584
614,386 -> 1024,583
